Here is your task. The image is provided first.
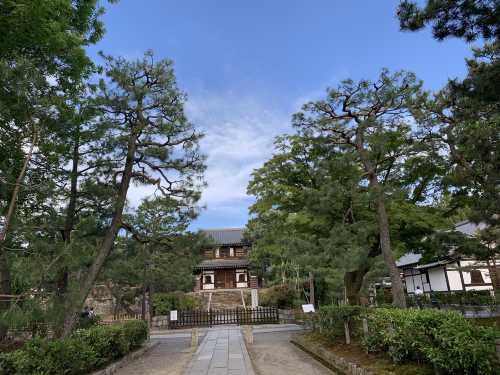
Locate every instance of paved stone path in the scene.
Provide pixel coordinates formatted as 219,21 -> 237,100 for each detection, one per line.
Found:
248,331 -> 335,375
183,327 -> 254,375
116,337 -> 193,375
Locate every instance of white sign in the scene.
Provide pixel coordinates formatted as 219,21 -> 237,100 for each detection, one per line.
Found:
302,304 -> 315,313
170,310 -> 178,321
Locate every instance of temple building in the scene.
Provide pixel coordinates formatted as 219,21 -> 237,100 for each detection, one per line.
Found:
194,228 -> 257,290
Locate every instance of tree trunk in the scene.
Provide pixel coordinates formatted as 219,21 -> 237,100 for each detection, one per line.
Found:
0,131 -> 36,339
371,179 -> 406,308
61,125 -> 139,336
344,265 -> 369,305
54,130 -> 80,337
355,127 -> 406,308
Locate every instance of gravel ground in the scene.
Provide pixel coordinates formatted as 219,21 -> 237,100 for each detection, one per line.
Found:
248,331 -> 335,375
115,337 -> 193,375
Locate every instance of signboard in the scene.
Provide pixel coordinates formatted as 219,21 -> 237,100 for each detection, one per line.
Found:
170,310 -> 178,321
302,304 -> 315,313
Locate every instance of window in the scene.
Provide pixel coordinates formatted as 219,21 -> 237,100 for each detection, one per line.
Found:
204,275 -> 213,284
238,273 -> 246,283
470,270 -> 485,284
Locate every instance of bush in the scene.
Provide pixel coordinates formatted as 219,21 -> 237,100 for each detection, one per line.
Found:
76,314 -> 101,330
151,292 -> 201,315
314,305 -> 365,341
362,308 -> 499,375
0,320 -> 148,375
259,284 -> 298,308
438,290 -> 495,306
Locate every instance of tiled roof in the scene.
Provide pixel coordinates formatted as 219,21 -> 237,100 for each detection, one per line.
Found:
194,259 -> 250,270
201,228 -> 248,245
396,253 -> 422,268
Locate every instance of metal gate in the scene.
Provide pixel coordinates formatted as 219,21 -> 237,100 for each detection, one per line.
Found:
168,307 -> 279,329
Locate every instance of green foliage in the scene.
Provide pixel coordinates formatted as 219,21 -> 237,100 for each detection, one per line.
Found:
397,0 -> 499,42
314,305 -> 365,341
259,284 -> 300,308
407,291 -> 496,307
362,308 -> 499,374
76,314 -> 101,330
0,337 -> 97,375
151,292 -> 201,315
0,321 -> 148,374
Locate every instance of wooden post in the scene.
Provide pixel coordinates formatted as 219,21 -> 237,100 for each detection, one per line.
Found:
191,328 -> 199,351
309,272 -> 315,307
344,320 -> 351,345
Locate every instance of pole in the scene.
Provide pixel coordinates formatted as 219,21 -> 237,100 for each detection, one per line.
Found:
309,272 -> 315,307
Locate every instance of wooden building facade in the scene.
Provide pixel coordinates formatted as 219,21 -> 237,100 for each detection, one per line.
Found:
396,221 -> 500,294
194,228 -> 256,290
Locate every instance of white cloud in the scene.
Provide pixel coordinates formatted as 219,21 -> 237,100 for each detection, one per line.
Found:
124,91 -> 293,226
186,92 -> 291,211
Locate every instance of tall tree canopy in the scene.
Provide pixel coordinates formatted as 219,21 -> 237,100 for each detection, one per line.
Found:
398,0 -> 500,42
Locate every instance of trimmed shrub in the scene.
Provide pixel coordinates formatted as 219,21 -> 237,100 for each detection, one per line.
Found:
314,305 -> 365,341
0,320 -> 148,375
407,290 -> 496,307
259,284 -> 298,308
362,308 -> 499,375
151,292 -> 201,315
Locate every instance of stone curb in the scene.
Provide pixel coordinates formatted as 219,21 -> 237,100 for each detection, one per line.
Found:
290,334 -> 375,375
89,341 -> 160,375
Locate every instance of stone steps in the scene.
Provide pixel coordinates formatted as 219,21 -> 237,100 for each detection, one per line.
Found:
209,290 -> 245,310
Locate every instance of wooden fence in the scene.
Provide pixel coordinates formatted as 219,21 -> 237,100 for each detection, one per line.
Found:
168,307 -> 279,329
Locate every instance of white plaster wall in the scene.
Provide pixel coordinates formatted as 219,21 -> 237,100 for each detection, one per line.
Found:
482,268 -> 492,283
405,275 -> 415,293
428,267 -> 448,291
446,270 -> 463,291
461,260 -> 488,267
203,284 -> 214,290
465,285 -> 493,291
236,282 -> 248,288
411,275 -> 425,292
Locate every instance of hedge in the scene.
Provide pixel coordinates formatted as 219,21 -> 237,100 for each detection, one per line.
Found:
151,292 -> 201,316
259,284 -> 299,308
444,290 -> 495,305
361,308 -> 499,375
0,320 -> 148,375
314,305 -> 365,341
314,306 -> 499,375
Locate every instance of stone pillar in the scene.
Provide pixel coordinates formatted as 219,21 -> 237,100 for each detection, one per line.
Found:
251,288 -> 259,308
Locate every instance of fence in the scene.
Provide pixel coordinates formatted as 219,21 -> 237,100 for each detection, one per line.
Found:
168,307 -> 279,329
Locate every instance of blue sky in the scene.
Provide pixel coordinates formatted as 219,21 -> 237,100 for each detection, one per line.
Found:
88,0 -> 474,230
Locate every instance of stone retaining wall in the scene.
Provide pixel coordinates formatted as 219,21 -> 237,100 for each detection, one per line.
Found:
151,315 -> 169,328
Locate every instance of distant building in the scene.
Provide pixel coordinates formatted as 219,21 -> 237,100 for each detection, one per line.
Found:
193,228 -> 257,291
396,221 -> 499,294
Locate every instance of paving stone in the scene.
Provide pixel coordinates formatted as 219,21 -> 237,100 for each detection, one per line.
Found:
184,328 -> 254,375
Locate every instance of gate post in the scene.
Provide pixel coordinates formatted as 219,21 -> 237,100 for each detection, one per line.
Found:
244,325 -> 253,344
191,328 -> 199,352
